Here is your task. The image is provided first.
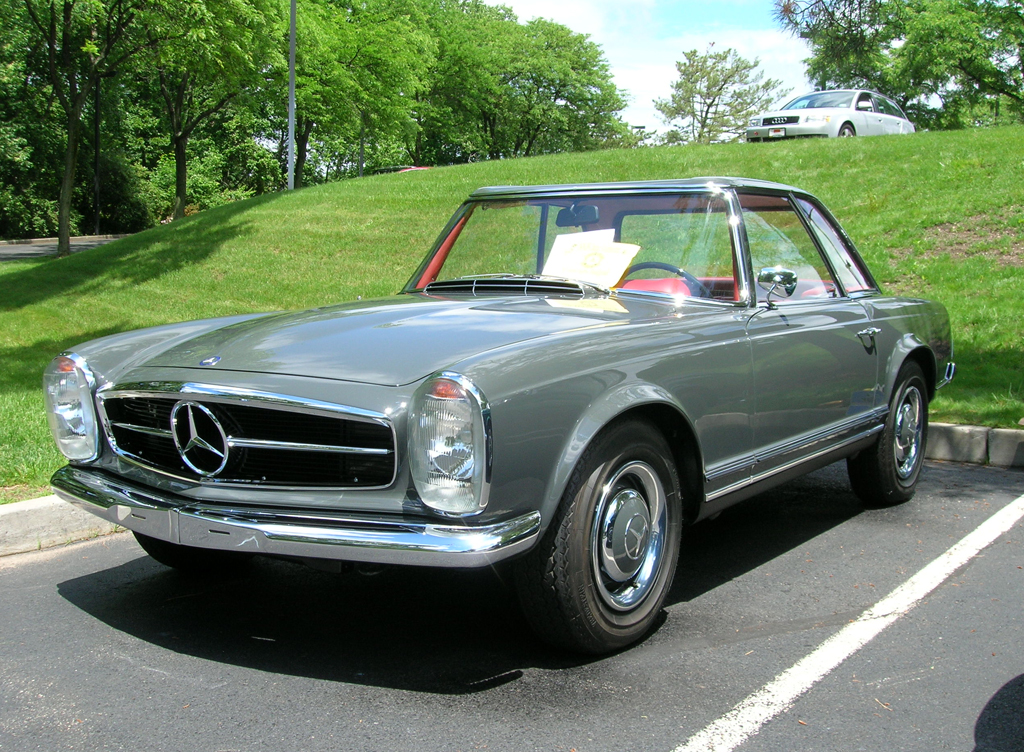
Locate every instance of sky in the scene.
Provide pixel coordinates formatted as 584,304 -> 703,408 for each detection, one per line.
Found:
486,0 -> 813,135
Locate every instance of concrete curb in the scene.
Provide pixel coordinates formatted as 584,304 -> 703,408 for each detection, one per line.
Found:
0,495 -> 121,558
927,423 -> 1024,467
1,424 -> 1021,559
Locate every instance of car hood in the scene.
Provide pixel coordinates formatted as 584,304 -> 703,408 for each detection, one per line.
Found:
139,294 -> 657,387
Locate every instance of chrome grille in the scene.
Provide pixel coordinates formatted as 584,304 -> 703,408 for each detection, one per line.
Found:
99,388 -> 396,489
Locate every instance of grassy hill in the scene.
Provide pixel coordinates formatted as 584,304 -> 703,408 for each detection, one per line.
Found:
3,126 -> 1023,499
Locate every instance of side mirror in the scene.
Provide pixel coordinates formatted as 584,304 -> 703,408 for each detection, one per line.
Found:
856,100 -> 873,111
758,266 -> 798,305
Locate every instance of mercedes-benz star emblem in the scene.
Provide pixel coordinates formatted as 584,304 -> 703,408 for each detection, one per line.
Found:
623,514 -> 650,561
171,401 -> 229,477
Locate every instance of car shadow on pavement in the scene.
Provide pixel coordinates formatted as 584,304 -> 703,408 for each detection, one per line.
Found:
974,674 -> 1024,752
55,463 -> 951,696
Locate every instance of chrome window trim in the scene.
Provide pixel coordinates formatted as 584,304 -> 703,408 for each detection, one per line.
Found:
96,382 -> 398,491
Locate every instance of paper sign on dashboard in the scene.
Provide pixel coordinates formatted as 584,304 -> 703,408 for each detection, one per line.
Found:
542,230 -> 641,289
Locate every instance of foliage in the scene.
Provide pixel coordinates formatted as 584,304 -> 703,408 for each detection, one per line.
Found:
655,45 -> 789,144
775,0 -> 1024,125
410,1 -> 628,164
16,0 -> 196,254
146,0 -> 284,218
0,0 -> 632,242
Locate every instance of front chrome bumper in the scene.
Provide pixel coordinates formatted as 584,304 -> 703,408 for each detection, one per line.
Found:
51,466 -> 541,567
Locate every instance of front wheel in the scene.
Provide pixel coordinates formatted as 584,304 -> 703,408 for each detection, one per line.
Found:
848,361 -> 928,507
838,123 -> 856,137
514,419 -> 683,654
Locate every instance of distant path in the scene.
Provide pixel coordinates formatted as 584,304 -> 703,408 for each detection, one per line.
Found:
0,235 -> 126,261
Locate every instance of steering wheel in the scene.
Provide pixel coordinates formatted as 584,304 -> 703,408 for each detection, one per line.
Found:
624,261 -> 712,298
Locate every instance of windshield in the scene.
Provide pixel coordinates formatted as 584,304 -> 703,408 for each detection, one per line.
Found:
407,192 -> 742,301
782,91 -> 855,110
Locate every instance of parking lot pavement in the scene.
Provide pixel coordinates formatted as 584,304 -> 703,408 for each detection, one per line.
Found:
0,235 -> 123,261
0,460 -> 1021,752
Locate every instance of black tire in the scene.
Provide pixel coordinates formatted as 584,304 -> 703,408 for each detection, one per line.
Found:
839,123 -> 856,137
514,419 -> 683,654
133,531 -> 252,573
848,361 -> 928,507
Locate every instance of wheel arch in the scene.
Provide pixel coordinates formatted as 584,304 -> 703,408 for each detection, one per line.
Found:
541,385 -> 705,531
887,336 -> 938,402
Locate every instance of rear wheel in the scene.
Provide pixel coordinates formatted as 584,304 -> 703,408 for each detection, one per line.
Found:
848,361 -> 928,507
514,419 -> 683,654
133,532 -> 252,573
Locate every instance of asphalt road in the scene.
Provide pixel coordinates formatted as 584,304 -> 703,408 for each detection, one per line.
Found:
0,236 -> 120,261
1,460 -> 1021,752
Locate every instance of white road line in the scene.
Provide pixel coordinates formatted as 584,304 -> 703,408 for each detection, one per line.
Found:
674,492 -> 1024,752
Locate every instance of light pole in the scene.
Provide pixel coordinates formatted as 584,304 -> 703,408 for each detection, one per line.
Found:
287,0 -> 296,190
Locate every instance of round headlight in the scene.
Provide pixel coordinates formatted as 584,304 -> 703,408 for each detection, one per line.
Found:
408,373 -> 491,516
43,354 -> 100,461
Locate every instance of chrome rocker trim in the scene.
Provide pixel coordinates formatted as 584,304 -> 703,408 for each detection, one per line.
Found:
52,466 -> 541,568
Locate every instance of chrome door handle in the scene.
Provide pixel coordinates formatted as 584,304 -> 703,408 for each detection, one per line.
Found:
857,327 -> 881,345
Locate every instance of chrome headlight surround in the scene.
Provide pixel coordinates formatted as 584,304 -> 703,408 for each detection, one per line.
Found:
43,352 -> 100,462
408,371 -> 491,516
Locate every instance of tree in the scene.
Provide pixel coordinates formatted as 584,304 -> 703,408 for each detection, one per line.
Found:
410,1 -> 627,164
655,45 -> 790,144
775,0 -> 1024,124
16,0 -> 189,255
147,0 -> 283,219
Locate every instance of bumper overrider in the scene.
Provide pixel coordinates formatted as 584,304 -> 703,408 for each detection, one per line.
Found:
51,466 -> 541,567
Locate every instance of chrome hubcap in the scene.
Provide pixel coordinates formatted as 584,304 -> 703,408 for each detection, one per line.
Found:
590,461 -> 666,611
894,386 -> 923,480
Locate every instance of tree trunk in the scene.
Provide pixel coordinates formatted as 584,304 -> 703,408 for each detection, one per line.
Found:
56,109 -> 83,258
294,116 -> 313,188
172,133 -> 188,220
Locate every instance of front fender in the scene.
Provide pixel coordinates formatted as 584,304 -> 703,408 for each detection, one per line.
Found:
536,381 -> 695,534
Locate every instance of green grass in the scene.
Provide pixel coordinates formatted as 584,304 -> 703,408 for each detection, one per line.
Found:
3,126 -> 1023,499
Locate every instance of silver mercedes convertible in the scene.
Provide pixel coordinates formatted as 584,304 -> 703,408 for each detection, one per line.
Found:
44,178 -> 954,653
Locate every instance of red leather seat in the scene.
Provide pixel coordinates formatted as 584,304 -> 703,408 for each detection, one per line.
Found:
620,278 -> 692,295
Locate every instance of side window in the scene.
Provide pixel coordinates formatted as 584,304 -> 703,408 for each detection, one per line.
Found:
795,198 -> 875,293
739,193 -> 837,302
879,96 -> 906,119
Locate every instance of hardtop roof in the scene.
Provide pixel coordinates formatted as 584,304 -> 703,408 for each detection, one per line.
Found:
469,177 -> 805,200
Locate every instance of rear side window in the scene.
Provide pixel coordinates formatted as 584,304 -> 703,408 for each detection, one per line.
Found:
738,193 -> 837,302
878,96 -> 907,119
795,198 -> 875,294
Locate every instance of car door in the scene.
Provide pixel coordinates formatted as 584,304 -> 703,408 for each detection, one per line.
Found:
854,92 -> 885,135
877,95 -> 912,134
739,192 -> 879,480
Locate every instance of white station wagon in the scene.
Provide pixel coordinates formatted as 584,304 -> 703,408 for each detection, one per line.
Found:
747,89 -> 916,141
